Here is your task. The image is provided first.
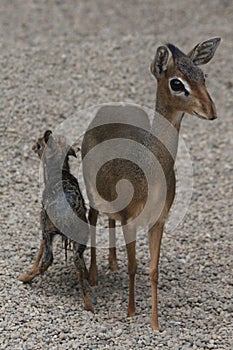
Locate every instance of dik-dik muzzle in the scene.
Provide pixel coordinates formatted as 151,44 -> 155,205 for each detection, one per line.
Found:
191,87 -> 218,120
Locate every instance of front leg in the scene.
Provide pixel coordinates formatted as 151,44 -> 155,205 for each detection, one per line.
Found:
88,208 -> 99,286
122,222 -> 137,317
73,242 -> 94,313
149,221 -> 164,331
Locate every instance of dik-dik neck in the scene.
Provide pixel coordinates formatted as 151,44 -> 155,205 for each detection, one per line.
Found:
152,95 -> 184,162
43,156 -> 70,184
155,92 -> 184,131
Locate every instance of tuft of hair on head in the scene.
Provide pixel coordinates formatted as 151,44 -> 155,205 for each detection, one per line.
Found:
166,43 -> 187,61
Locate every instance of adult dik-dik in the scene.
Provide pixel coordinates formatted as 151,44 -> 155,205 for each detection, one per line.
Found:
81,38 -> 221,330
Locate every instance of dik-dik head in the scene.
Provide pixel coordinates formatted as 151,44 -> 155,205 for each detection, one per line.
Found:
150,37 -> 221,120
32,130 -> 77,163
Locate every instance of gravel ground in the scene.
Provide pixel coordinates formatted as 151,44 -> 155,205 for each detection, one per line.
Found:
0,1 -> 233,349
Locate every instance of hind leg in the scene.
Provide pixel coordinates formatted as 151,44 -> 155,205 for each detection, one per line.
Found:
19,239 -> 45,283
88,207 -> 99,286
73,242 -> 94,312
19,230 -> 55,283
19,209 -> 56,284
39,231 -> 54,274
108,219 -> 119,271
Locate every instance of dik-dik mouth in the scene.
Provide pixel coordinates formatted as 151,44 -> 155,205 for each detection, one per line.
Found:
192,111 -> 217,120
192,111 -> 208,120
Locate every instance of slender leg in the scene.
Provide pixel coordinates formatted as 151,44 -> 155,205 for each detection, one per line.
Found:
149,221 -> 164,331
73,242 -> 94,312
122,222 -> 137,317
88,207 -> 99,286
19,209 -> 55,282
108,219 -> 119,271
83,256 -> 89,280
39,232 -> 54,274
19,239 -> 45,283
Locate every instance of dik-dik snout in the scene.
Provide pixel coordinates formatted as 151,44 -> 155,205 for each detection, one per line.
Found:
191,87 -> 218,120
168,76 -> 218,121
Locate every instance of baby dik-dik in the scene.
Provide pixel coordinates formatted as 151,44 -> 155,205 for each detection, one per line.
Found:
19,130 -> 94,312
82,37 -> 221,329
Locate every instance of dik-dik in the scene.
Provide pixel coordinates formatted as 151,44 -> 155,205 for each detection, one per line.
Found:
81,38 -> 221,329
19,130 -> 94,312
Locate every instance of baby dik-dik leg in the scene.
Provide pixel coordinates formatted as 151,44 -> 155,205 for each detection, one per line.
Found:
19,210 -> 55,282
88,207 -> 99,286
149,221 -> 164,331
39,231 -> 54,274
73,242 -> 94,313
108,219 -> 119,271
19,239 -> 45,283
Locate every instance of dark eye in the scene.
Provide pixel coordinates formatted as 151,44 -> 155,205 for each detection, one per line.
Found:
170,78 -> 185,92
37,142 -> 42,150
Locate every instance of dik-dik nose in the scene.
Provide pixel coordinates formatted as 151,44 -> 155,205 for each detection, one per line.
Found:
209,115 -> 217,120
208,101 -> 218,120
198,89 -> 218,121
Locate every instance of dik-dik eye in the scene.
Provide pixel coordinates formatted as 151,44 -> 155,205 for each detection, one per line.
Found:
170,78 -> 184,91
169,77 -> 190,96
37,142 -> 42,151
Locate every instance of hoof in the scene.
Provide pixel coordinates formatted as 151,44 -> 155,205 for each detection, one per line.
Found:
151,323 -> 160,331
128,309 -> 136,317
89,277 -> 98,287
84,297 -> 95,313
109,261 -> 119,272
19,273 -> 34,283
88,268 -> 98,286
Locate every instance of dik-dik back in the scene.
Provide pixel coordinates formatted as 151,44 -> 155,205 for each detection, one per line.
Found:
82,105 -> 175,223
39,131 -> 89,243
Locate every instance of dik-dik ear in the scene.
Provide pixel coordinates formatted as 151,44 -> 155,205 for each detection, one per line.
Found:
150,46 -> 169,78
43,129 -> 57,152
58,135 -> 77,158
67,147 -> 77,158
44,130 -> 53,144
188,37 -> 221,65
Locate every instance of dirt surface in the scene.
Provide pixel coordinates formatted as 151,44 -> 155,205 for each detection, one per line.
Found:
0,1 -> 232,349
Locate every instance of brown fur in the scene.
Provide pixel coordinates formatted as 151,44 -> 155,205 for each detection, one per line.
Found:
82,38 -> 220,329
19,130 -> 94,313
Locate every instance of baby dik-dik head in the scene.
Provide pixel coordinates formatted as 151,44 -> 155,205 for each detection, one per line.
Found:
150,37 -> 221,120
32,130 -> 77,167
